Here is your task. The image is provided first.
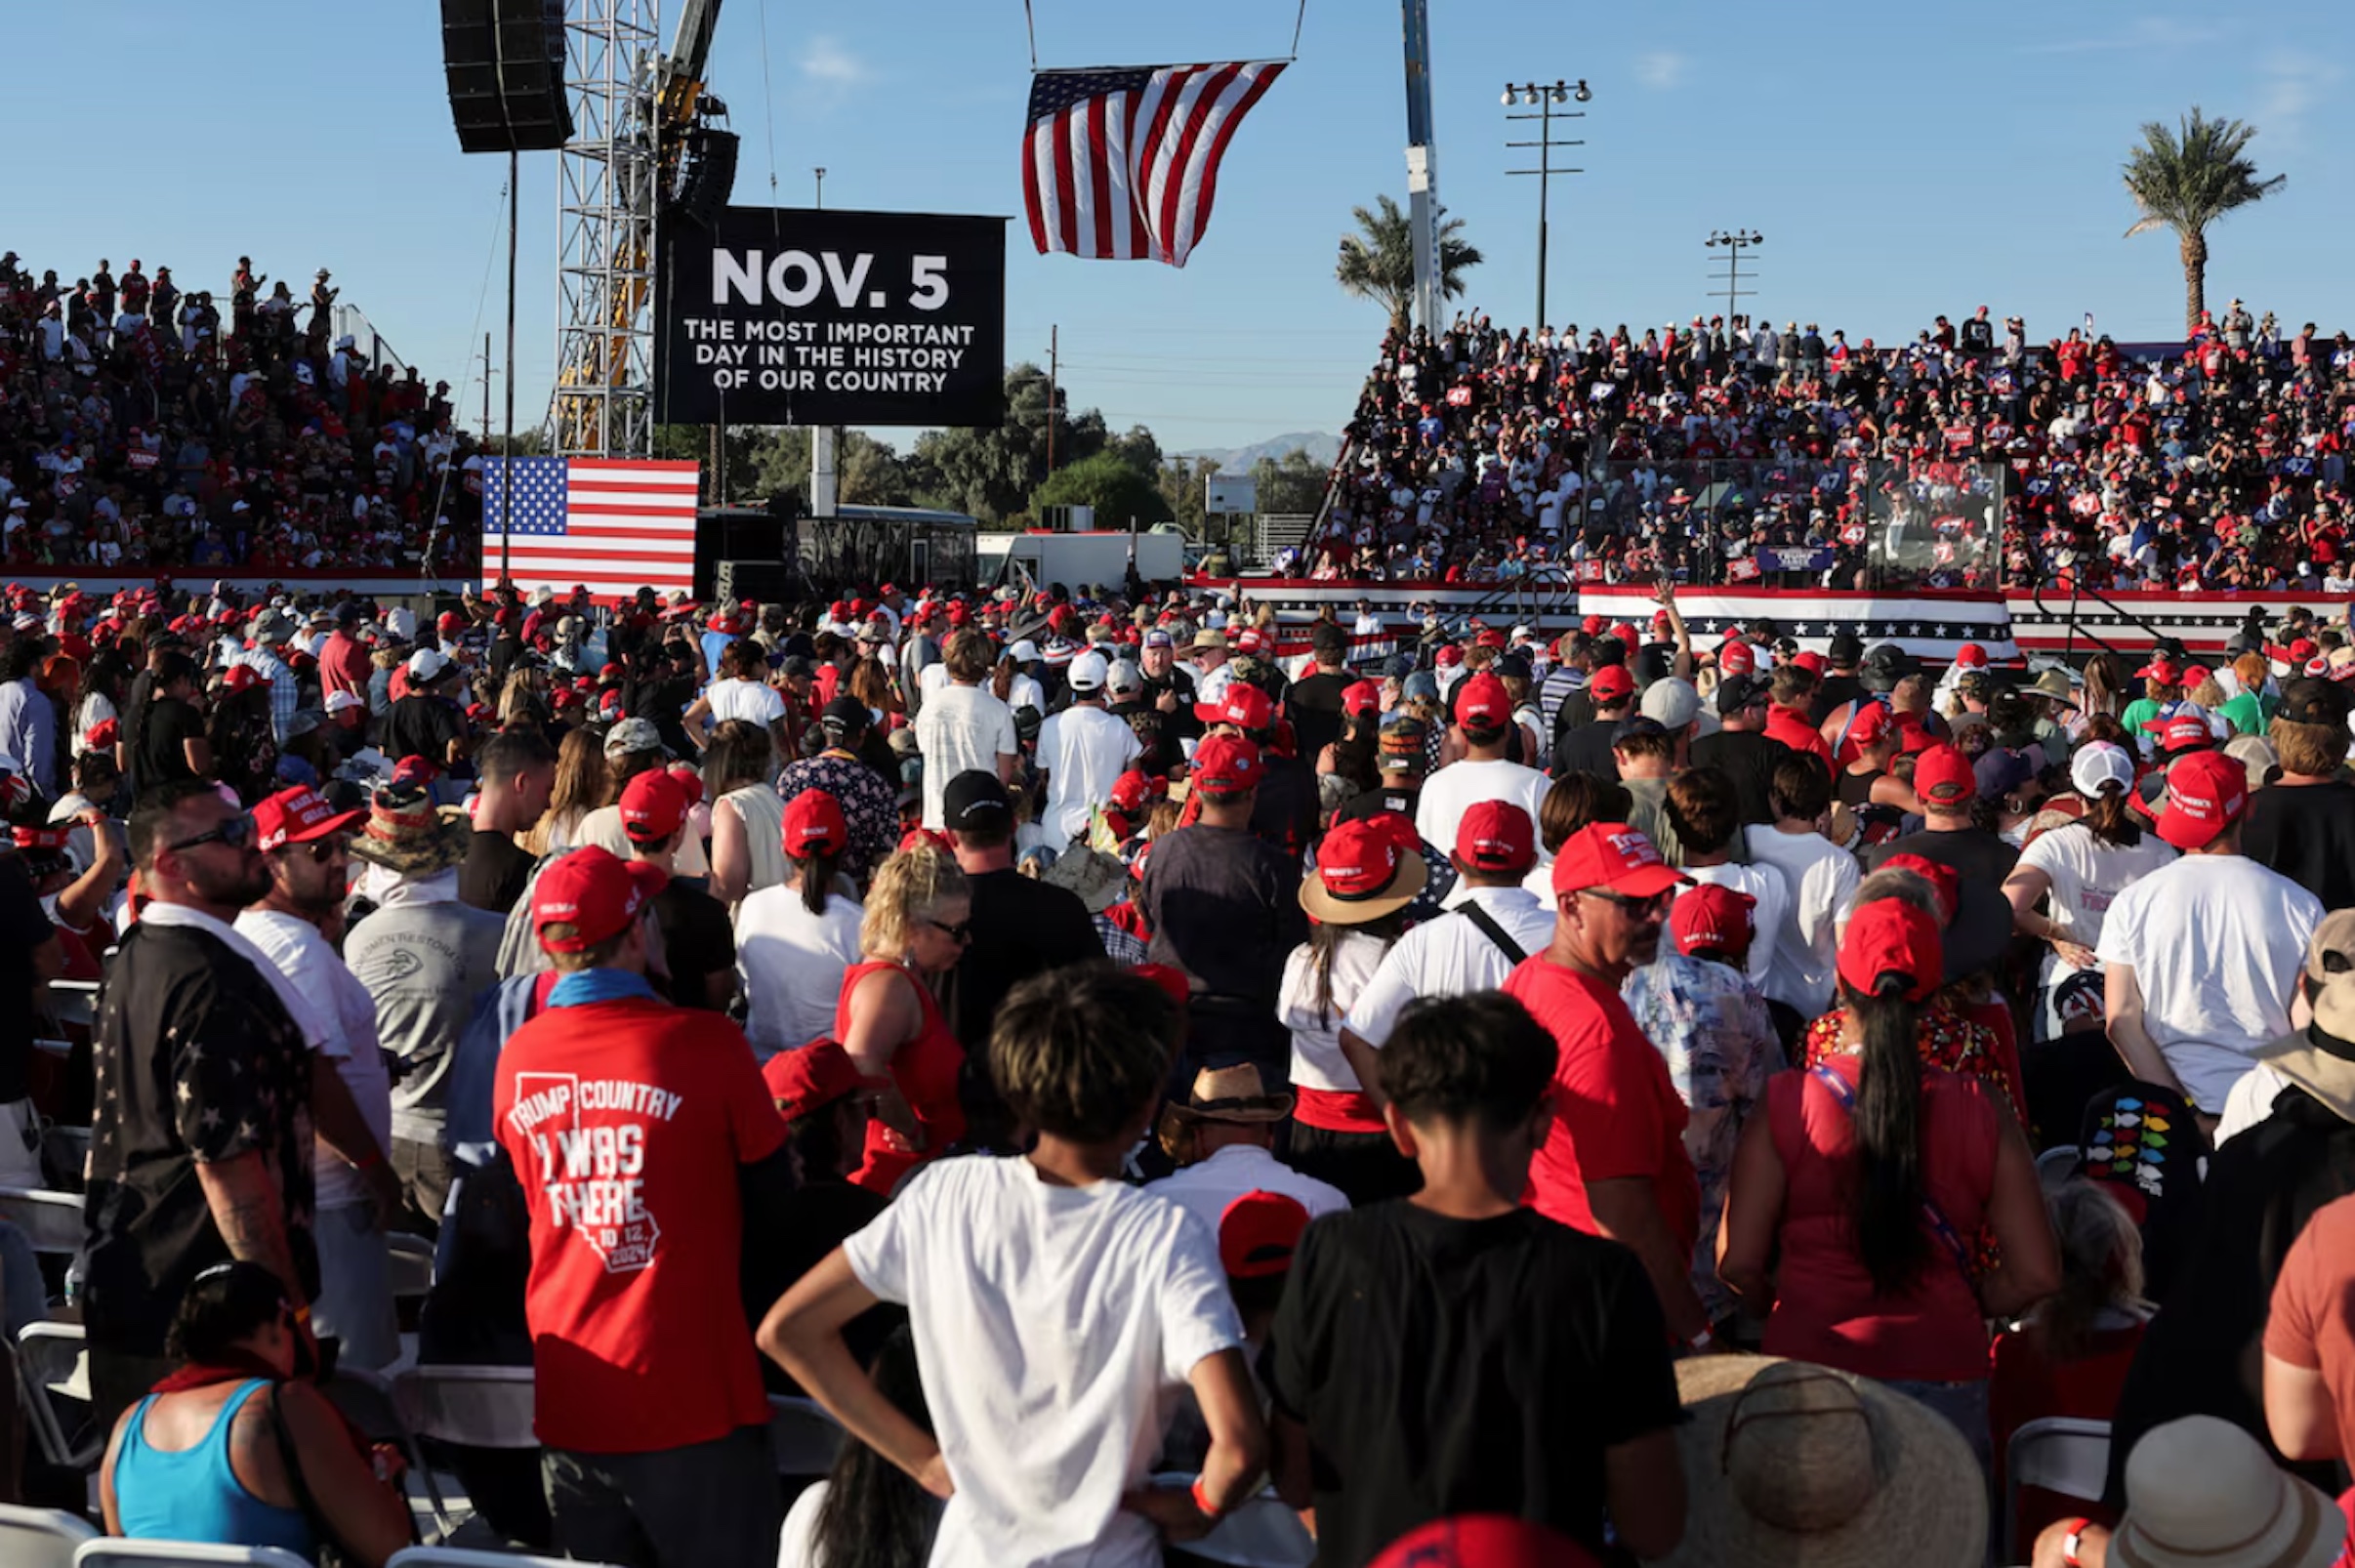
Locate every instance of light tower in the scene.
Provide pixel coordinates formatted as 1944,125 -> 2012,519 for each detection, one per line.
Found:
554,0 -> 662,458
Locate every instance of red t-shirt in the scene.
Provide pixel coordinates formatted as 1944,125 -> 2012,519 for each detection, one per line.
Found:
1764,704 -> 1834,764
2264,1192 -> 2355,1467
493,993 -> 785,1453
1503,957 -> 1700,1255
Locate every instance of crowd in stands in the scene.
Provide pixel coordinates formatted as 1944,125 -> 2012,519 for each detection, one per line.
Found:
1309,302 -> 2355,595
2,564 -> 2355,1567
0,249 -> 483,577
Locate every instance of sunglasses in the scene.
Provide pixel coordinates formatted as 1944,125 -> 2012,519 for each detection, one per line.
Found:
286,834 -> 349,864
168,812 -> 255,852
924,917 -> 973,945
1577,887 -> 1671,919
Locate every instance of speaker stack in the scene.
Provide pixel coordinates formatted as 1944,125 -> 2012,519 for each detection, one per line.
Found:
440,0 -> 574,154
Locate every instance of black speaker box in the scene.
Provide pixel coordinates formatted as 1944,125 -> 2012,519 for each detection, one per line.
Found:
441,0 -> 573,154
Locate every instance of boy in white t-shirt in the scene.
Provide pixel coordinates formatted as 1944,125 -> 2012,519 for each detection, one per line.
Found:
760,966 -> 1266,1568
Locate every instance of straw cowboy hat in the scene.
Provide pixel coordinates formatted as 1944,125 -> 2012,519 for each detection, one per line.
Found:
349,783 -> 473,876
2108,1415 -> 2343,1568
1040,846 -> 1130,914
1170,1062 -> 1295,1125
1656,1356 -> 1984,1568
1298,815 -> 1425,925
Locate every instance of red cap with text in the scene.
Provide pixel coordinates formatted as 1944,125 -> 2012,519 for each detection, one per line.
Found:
1191,734 -> 1261,792
533,846 -> 668,953
1455,800 -> 1536,873
1195,681 -> 1274,732
781,788 -> 847,858
1455,672 -> 1510,727
253,785 -> 363,852
2157,749 -> 2247,850
1550,822 -> 1688,898
1672,884 -> 1756,964
1342,679 -> 1384,718
1718,640 -> 1756,676
1312,817 -> 1407,898
619,770 -> 689,845
1837,898 -> 1943,1003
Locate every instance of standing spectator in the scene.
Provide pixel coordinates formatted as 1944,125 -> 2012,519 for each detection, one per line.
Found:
1665,765 -> 1790,994
1687,673 -> 1791,825
1037,651 -> 1142,849
2240,679 -> 2355,909
136,650 -> 212,786
761,965 -> 1266,1568
2099,750 -> 2322,1124
735,790 -> 866,1060
235,786 -> 401,1370
1744,753 -> 1863,1044
0,639 -> 57,795
0,795 -> 59,1188
1265,993 -> 1686,1566
620,770 -> 736,1011
699,721 -> 788,909
1413,672 -> 1549,860
84,782 -> 317,1424
938,770 -> 1100,1053
912,630 -> 1018,832
2262,1189 -> 2355,1495
1146,1062 -> 1347,1236
494,846 -> 794,1568
777,697 -> 901,884
1286,624 -> 1355,764
385,649 -> 466,773
1505,822 -> 1713,1348
317,602 -> 373,707
346,784 -> 506,1233
459,726 -> 558,917
237,613 -> 301,746
1864,742 -> 2020,887
835,843 -> 971,1194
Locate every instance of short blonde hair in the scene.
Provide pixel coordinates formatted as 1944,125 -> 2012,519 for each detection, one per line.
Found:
860,843 -> 971,958
944,629 -> 995,682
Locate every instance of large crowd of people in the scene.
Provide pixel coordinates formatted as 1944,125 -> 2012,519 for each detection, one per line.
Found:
0,249 -> 484,577
2,564 -> 2355,1568
1307,303 -> 2355,595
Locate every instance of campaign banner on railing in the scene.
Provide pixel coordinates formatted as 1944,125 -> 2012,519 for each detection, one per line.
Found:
656,206 -> 1008,429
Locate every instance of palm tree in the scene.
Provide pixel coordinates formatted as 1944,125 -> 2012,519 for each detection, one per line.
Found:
1335,193 -> 1483,334
2122,107 -> 2285,335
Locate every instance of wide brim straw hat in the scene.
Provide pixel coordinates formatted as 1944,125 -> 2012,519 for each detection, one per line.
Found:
1299,842 -> 1425,926
1655,1355 -> 1984,1568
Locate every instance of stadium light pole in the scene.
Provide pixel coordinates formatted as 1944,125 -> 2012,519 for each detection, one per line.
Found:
814,167 -> 825,209
1705,228 -> 1763,321
1503,79 -> 1590,330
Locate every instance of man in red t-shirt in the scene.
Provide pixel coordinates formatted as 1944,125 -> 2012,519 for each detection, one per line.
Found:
1504,822 -> 1713,1349
493,846 -> 791,1568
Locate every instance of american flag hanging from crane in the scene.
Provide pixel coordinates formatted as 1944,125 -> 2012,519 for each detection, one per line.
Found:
1022,62 -> 1287,267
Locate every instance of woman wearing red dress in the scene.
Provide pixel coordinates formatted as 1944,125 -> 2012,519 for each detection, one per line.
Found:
834,842 -> 971,1196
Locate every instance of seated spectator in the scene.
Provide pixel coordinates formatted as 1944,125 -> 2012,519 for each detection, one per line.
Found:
1146,1062 -> 1347,1235
2031,1415 -> 2345,1568
99,1260 -> 412,1566
776,1327 -> 942,1568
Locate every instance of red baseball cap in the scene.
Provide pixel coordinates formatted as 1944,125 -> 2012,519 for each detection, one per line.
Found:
1607,622 -> 1639,648
1219,1189 -> 1311,1279
1588,665 -> 1634,704
2156,749 -> 2247,850
1838,898 -> 1943,1002
1474,627 -> 1507,650
1718,640 -> 1756,676
1549,822 -> 1688,898
619,770 -> 690,845
2134,656 -> 2181,684
1342,679 -> 1383,718
1455,800 -> 1536,873
1369,1516 -> 1595,1568
253,785 -> 363,852
1305,816 -> 1416,906
1456,672 -> 1510,728
782,788 -> 847,858
1580,614 -> 1606,636
1195,681 -> 1274,732
1434,643 -> 1465,669
762,1041 -> 869,1122
1913,743 -> 1977,807
1191,734 -> 1262,792
1880,853 -> 1962,925
1672,884 -> 1756,964
533,846 -> 667,953
1847,702 -> 1897,749
1793,649 -> 1827,676
1954,641 -> 1989,670
2155,712 -> 2215,754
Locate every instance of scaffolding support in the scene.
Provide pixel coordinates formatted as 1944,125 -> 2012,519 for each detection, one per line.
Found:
555,0 -> 661,458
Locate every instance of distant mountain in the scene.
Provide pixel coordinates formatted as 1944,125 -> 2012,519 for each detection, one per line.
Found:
1176,431 -> 1343,473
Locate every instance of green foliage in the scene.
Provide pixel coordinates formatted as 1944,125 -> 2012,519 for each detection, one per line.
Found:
2122,106 -> 2286,331
1335,193 -> 1483,332
1249,448 -> 1331,516
1031,451 -> 1172,529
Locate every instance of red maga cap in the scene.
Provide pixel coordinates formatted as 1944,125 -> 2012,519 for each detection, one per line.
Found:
1191,734 -> 1262,792
1672,883 -> 1756,963
1718,640 -> 1756,676
1550,822 -> 1687,898
1456,672 -> 1510,727
253,785 -> 363,852
1838,898 -> 1943,1002
782,788 -> 847,858
1589,665 -> 1634,704
533,846 -> 667,953
1912,743 -> 1977,807
1455,800 -> 1536,873
619,770 -> 689,845
2157,749 -> 2247,850
1195,682 -> 1274,732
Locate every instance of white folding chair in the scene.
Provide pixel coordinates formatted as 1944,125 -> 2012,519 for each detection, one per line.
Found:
767,1394 -> 847,1478
2004,1417 -> 2112,1562
389,1547 -> 619,1568
386,1231 -> 434,1304
391,1364 -> 537,1450
0,1504 -> 98,1568
17,1321 -> 100,1469
73,1542 -> 311,1568
0,1187 -> 84,1255
43,980 -> 99,1029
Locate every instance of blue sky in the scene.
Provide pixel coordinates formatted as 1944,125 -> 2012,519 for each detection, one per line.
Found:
6,2 -> 2349,457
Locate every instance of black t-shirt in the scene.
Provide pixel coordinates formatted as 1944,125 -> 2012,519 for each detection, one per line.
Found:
1251,754 -> 1321,874
385,693 -> 463,768
1140,666 -> 1200,743
2242,780 -> 2355,911
1688,727 -> 1793,826
0,855 -> 54,1101
460,827 -> 538,917
139,696 -> 204,785
1551,718 -> 1625,783
653,880 -> 736,1011
952,868 -> 1103,1050
1288,668 -> 1353,765
1811,673 -> 1865,725
1863,824 -> 2019,891
84,921 -> 319,1358
1138,822 -> 1307,1011
746,1177 -> 897,1396
1264,1203 -> 1680,1565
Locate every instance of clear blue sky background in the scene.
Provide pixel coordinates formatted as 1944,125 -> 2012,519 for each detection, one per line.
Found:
6,1 -> 2349,456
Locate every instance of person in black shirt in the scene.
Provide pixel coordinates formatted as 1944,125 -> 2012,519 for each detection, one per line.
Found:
1265,992 -> 1685,1565
1862,741 -> 2020,890
618,770 -> 735,1011
1809,634 -> 1867,725
385,648 -> 467,771
1137,629 -> 1201,747
1286,625 -> 1355,765
939,770 -> 1102,1061
136,650 -> 209,786
460,727 -> 558,915
1551,665 -> 1634,782
2240,681 -> 2355,909
1689,675 -> 1793,825
0,843 -> 59,1179
86,781 -> 320,1425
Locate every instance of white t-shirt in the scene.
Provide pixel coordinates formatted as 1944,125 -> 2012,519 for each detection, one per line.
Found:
1144,1142 -> 1347,1242
913,683 -> 1020,830
733,886 -> 864,1058
706,677 -> 785,728
1412,757 -> 1550,859
1279,931 -> 1392,1093
1036,704 -> 1142,846
2015,821 -> 2178,1003
1681,860 -> 1790,993
1742,824 -> 1862,1017
843,1155 -> 1245,1568
234,910 -> 392,1212
1343,886 -> 1558,1048
578,803 -> 710,878
2096,853 -> 2324,1113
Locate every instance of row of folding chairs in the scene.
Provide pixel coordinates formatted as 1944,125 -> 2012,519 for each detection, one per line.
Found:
2,1503 -> 609,1568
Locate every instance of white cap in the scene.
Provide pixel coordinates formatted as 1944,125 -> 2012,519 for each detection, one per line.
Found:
2071,742 -> 2136,798
386,606 -> 417,640
1107,658 -> 1143,694
407,647 -> 452,683
1067,650 -> 1110,691
324,690 -> 364,714
1008,640 -> 1042,664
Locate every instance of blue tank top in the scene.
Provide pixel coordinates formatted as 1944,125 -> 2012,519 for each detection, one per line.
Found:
114,1379 -> 315,1556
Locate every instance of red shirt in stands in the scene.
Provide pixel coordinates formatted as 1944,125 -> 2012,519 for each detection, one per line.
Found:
493,988 -> 785,1453
1503,957 -> 1700,1256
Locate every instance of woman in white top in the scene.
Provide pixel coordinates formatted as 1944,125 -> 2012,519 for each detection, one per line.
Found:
522,724 -> 602,857
988,643 -> 1046,721
1281,815 -> 1426,1206
2002,741 -> 2177,1043
704,719 -> 788,908
682,640 -> 786,751
736,789 -> 865,1059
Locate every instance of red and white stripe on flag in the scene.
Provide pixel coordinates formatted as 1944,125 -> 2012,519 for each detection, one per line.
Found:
480,458 -> 701,600
1022,62 -> 1286,268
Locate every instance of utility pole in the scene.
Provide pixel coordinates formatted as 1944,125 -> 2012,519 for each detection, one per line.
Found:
1045,325 -> 1058,475
481,331 -> 492,455
500,147 -> 517,590
1503,80 -> 1591,330
1705,228 -> 1763,321
814,167 -> 825,209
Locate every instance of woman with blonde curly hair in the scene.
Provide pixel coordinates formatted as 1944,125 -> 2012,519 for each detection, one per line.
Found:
834,842 -> 972,1193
